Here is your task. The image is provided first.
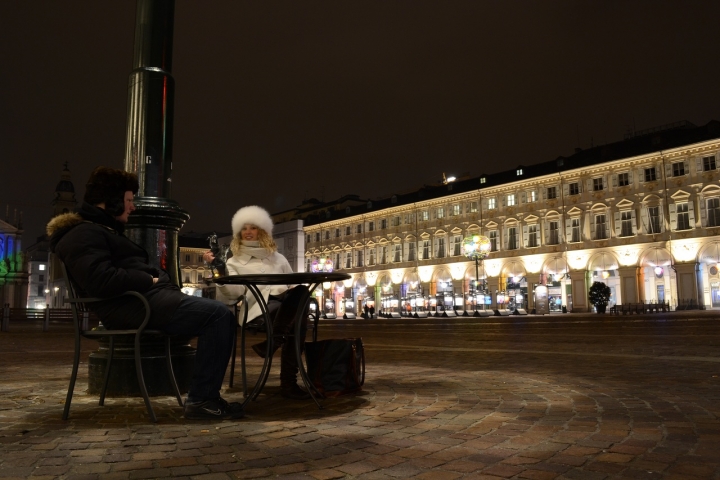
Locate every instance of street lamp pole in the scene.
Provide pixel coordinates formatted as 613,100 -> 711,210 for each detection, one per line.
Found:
462,234 -> 491,317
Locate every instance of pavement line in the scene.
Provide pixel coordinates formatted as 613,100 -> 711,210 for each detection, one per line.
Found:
368,345 -> 720,363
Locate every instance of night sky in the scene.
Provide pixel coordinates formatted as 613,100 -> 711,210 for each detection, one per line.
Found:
2,1 -> 720,243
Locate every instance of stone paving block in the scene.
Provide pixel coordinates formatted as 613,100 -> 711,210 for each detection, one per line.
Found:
480,464 -> 525,478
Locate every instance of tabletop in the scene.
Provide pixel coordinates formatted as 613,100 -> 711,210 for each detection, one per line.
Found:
214,272 -> 350,286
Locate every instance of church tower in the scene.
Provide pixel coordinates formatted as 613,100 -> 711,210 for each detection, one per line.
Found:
52,162 -> 77,217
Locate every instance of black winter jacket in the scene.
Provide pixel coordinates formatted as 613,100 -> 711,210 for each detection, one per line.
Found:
47,203 -> 184,329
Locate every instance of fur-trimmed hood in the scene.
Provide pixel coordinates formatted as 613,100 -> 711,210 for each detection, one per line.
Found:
46,212 -> 83,237
47,203 -> 123,252
231,205 -> 273,236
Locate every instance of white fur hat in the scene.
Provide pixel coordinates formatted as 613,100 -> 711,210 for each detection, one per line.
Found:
231,205 -> 274,237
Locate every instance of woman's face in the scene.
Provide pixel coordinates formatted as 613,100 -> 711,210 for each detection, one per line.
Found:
241,224 -> 259,241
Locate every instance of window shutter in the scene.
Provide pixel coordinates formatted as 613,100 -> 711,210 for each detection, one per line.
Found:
658,204 -> 664,232
481,198 -> 488,211
688,201 -> 696,228
563,184 -> 569,196
631,209 -> 637,235
522,225 -> 528,247
503,229 -> 508,250
641,207 -> 649,233
669,203 -> 677,230
586,179 -> 593,192
696,157 -> 702,173
654,166 -> 660,180
590,216 -> 596,236
699,197 -> 707,227
612,174 -> 618,188
628,170 -> 633,184
542,188 -> 547,200
502,196 -> 506,207
534,227 -> 540,246
433,237 -> 438,258
543,221 -> 549,244
521,192 -> 527,203
603,175 -> 608,190
605,216 -> 610,239
638,168 -> 645,182
614,211 -> 621,237
665,163 -> 672,178
565,218 -> 573,241
684,160 -> 689,175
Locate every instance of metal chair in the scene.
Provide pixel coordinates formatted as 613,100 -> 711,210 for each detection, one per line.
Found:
61,263 -> 183,422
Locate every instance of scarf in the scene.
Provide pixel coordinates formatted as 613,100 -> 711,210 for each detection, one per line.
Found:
237,240 -> 273,260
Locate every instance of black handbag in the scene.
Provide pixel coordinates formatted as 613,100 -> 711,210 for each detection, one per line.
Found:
305,338 -> 365,397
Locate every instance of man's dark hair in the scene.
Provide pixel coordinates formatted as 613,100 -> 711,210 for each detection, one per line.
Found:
84,167 -> 139,216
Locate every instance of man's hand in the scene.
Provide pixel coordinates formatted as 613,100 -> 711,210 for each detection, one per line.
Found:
203,251 -> 215,263
152,277 -> 159,284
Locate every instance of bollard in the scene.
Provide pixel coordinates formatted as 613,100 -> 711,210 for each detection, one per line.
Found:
1,304 -> 9,332
43,306 -> 50,332
82,311 -> 89,331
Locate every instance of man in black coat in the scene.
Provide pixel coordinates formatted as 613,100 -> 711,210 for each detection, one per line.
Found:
47,167 -> 243,420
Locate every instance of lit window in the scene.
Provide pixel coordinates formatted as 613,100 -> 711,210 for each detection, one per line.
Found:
517,169 -> 523,176
488,198 -> 496,209
529,191 -> 536,202
480,177 -> 486,184
39,264 -> 46,271
507,194 -> 515,207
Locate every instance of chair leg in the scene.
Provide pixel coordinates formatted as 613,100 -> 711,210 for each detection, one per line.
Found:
134,333 -> 157,423
99,336 -> 115,406
62,335 -> 82,420
164,337 -> 183,407
240,323 -> 248,396
229,330 -> 238,389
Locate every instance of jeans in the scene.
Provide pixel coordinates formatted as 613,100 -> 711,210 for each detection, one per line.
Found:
162,296 -> 237,403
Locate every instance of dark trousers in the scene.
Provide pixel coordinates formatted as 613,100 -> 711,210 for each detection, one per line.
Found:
162,296 -> 237,403
252,285 -> 309,387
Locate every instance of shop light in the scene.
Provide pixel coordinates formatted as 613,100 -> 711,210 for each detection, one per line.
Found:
654,266 -> 664,276
601,270 -> 610,279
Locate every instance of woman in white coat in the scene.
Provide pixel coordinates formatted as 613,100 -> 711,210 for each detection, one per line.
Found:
204,205 -> 310,400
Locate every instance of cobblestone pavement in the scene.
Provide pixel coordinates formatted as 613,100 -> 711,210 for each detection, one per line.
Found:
1,311 -> 719,479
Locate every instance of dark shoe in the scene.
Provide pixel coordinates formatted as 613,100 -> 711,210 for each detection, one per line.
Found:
184,397 -> 245,420
281,383 -> 311,400
252,339 -> 281,358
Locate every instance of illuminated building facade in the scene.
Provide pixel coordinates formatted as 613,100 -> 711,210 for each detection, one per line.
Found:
302,120 -> 720,314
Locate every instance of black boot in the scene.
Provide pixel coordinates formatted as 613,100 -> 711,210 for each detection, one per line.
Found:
279,339 -> 310,399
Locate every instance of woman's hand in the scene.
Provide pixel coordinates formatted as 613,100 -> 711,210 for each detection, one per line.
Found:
202,251 -> 215,263
152,277 -> 159,284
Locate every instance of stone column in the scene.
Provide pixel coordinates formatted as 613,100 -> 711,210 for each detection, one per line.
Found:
618,266 -> 641,304
570,269 -> 590,312
674,262 -> 702,308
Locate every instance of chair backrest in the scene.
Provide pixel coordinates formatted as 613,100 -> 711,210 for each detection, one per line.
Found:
60,262 -> 92,314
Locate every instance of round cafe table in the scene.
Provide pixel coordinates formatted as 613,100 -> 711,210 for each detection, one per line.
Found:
214,272 -> 350,408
